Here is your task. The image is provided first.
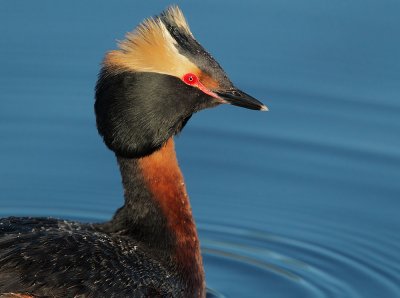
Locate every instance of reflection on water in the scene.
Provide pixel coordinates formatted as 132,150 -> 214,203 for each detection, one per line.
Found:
1,1 -> 400,297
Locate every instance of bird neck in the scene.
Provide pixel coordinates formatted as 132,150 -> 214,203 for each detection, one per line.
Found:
113,138 -> 204,296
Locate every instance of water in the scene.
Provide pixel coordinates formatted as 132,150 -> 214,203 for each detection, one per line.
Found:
1,1 -> 399,297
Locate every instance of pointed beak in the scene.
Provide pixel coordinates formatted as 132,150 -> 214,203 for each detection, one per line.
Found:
215,88 -> 268,111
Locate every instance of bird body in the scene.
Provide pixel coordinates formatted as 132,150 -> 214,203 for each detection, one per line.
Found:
0,217 -> 186,297
0,6 -> 266,297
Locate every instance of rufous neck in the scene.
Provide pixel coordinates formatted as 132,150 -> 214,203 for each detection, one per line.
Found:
115,138 -> 205,297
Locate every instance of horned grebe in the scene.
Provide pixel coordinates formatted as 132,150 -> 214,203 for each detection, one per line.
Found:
0,6 -> 266,297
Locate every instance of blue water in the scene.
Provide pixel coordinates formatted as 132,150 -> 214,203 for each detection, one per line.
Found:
1,1 -> 399,297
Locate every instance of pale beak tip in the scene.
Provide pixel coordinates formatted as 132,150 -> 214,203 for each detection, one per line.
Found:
260,105 -> 269,112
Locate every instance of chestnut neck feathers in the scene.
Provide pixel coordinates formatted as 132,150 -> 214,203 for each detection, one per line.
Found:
106,139 -> 204,297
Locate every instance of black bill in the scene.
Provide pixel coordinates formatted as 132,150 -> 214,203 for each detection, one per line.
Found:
216,88 -> 268,111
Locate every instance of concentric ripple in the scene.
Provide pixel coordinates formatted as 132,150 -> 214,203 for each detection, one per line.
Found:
1,207 -> 398,298
199,223 -> 400,298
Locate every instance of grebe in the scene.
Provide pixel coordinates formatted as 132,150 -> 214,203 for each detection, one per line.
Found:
0,6 -> 267,298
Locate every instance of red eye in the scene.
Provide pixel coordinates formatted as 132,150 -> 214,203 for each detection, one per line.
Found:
182,73 -> 198,85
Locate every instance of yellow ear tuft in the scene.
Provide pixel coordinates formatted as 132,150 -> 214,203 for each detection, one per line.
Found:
104,6 -> 199,77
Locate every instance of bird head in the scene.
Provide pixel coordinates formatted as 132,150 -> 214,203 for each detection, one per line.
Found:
95,6 -> 267,158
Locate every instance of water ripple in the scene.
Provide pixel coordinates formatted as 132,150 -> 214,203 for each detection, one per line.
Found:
1,206 -> 399,297
199,223 -> 400,298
